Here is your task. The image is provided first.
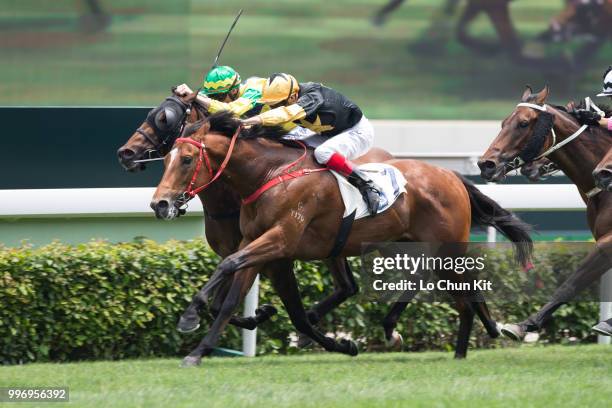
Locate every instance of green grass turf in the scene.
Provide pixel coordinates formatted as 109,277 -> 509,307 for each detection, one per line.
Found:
2,0 -> 611,118
1,345 -> 611,407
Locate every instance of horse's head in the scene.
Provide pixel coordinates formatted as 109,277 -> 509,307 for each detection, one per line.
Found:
117,92 -> 199,172
593,148 -> 612,191
478,86 -> 556,181
150,111 -> 242,220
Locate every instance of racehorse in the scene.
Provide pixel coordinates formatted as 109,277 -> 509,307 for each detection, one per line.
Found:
593,148 -> 612,191
116,92 -> 395,337
150,111 -> 533,366
478,85 -> 612,340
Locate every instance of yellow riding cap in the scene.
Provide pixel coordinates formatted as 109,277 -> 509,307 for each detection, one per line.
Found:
259,73 -> 299,104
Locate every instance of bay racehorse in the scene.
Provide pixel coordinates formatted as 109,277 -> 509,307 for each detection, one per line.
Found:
150,111 -> 533,366
116,92 -> 396,338
593,147 -> 612,191
478,86 -> 612,340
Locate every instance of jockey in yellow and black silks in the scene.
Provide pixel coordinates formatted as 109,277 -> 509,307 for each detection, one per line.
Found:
241,73 -> 382,216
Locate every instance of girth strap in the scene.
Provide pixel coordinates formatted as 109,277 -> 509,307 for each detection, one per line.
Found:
328,210 -> 356,258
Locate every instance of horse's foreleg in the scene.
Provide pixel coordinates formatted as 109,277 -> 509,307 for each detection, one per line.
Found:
181,266 -> 260,367
177,260 -> 276,333
503,237 -> 612,341
268,260 -> 359,356
200,225 -> 296,303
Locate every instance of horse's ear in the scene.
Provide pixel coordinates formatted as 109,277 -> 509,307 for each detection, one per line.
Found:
535,85 -> 550,104
521,85 -> 533,102
196,121 -> 211,138
566,100 -> 576,111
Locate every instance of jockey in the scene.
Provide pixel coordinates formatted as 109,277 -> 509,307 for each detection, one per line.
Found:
174,65 -> 265,117
240,73 -> 382,216
574,66 -> 612,132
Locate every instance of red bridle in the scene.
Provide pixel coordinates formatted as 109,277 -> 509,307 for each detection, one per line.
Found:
173,125 -> 241,200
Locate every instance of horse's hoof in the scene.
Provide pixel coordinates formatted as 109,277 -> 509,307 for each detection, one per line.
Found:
339,339 -> 358,356
454,353 -> 467,359
256,304 -> 278,318
501,323 -> 527,342
180,356 -> 202,367
384,331 -> 403,351
177,314 -> 201,333
489,322 -> 504,339
297,333 -> 313,349
592,320 -> 612,336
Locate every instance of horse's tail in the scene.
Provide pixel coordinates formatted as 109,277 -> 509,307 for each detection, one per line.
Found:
455,172 -> 534,267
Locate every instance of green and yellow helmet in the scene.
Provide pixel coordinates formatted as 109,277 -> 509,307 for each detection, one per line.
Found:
202,66 -> 241,95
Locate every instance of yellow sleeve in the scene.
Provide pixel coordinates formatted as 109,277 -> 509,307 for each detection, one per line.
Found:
207,97 -> 256,117
258,104 -> 306,126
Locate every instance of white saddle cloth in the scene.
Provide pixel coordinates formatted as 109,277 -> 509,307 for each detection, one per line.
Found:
331,163 -> 407,220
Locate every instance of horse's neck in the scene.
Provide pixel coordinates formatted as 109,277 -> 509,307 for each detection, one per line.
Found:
196,181 -> 241,214
216,137 -> 316,199
548,109 -> 611,193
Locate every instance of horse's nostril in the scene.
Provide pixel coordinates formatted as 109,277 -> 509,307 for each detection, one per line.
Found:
156,200 -> 169,210
118,148 -> 135,160
477,160 -> 496,172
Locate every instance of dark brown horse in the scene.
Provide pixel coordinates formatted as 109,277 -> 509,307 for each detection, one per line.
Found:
116,92 -> 395,338
593,147 -> 612,191
478,86 -> 612,340
151,111 -> 532,366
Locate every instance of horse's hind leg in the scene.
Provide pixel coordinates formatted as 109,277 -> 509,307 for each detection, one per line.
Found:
454,297 -> 475,359
469,290 -> 500,338
298,258 -> 359,348
269,261 -> 358,356
305,258 -> 359,325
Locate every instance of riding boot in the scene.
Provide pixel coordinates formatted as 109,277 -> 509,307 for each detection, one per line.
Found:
324,152 -> 382,217
346,168 -> 382,216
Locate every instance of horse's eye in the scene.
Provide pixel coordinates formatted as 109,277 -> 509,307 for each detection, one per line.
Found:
181,156 -> 193,165
519,120 -> 529,128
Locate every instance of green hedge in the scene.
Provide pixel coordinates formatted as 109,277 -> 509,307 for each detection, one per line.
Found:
0,240 -> 599,364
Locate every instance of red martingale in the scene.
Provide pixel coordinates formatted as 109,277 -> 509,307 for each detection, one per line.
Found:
174,129 -> 327,205
242,140 -> 328,205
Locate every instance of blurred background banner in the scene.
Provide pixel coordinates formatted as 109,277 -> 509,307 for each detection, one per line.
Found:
1,0 -> 610,119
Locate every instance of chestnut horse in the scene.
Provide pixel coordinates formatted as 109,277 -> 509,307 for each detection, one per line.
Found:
116,92 -> 395,337
593,147 -> 612,191
151,111 -> 532,366
478,86 -> 612,340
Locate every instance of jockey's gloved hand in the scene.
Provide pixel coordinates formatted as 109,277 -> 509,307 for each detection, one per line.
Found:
573,109 -> 602,126
174,83 -> 193,97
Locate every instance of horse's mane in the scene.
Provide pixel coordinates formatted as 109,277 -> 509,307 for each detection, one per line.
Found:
183,110 -> 289,140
